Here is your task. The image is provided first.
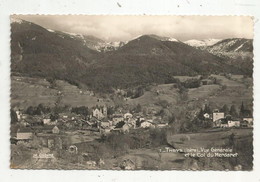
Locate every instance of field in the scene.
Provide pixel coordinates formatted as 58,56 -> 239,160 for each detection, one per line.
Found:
11,76 -> 114,109
127,83 -> 179,107
11,76 -> 57,108
167,128 -> 252,150
112,147 -> 186,170
175,74 -> 253,110
11,127 -> 253,170
167,128 -> 253,170
65,130 -> 100,144
207,75 -> 253,108
11,74 -> 253,111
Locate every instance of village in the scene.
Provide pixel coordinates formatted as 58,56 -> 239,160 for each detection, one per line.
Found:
10,101 -> 253,169
7,15 -> 255,171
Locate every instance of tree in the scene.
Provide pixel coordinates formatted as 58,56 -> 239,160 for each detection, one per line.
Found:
229,105 -> 238,118
107,106 -> 115,116
204,104 -> 211,114
135,104 -> 142,113
192,117 -> 202,130
156,100 -> 169,108
164,75 -> 178,84
50,112 -> 59,121
134,87 -> 144,98
220,104 -> 229,115
168,115 -> 176,125
26,106 -> 35,115
183,78 -> 201,88
10,109 -> 18,124
115,121 -> 125,128
46,77 -> 57,89
240,102 -> 245,118
35,104 -> 44,115
126,90 -> 134,98
198,108 -> 204,120
71,106 -> 89,117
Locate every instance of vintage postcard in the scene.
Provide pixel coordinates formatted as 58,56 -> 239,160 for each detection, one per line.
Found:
10,15 -> 254,170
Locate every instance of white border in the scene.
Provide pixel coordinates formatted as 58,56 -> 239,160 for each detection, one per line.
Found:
0,0 -> 260,181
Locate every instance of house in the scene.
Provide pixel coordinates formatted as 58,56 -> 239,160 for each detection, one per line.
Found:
89,116 -> 101,124
92,106 -> 107,120
139,117 -> 145,121
43,118 -> 51,125
201,79 -> 213,85
157,123 -> 168,128
68,145 -> 78,154
213,119 -> 223,127
99,159 -> 105,166
16,128 -> 33,141
243,118 -> 253,127
140,121 -> 154,128
124,113 -> 133,119
112,116 -> 124,126
213,112 -> 225,122
15,110 -> 22,121
108,120 -> 113,126
82,120 -> 93,129
62,115 -> 68,119
203,113 -> 210,119
228,120 -> 240,128
93,107 -> 102,119
21,114 -> 28,120
241,120 -> 249,127
111,128 -> 122,134
100,121 -> 110,128
100,128 -> 111,134
65,122 -> 74,129
220,123 -> 228,128
86,161 -> 96,167
120,159 -> 135,170
127,118 -> 137,128
20,120 -> 30,127
42,118 -> 57,126
122,124 -> 130,133
52,126 -> 60,134
136,117 -> 145,127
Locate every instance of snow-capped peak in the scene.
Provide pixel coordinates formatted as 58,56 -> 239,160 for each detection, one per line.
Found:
165,37 -> 179,42
185,39 -> 221,47
10,17 -> 23,24
61,31 -> 84,39
47,29 -> 55,33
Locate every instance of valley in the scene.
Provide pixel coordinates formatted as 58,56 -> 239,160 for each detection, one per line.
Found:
10,16 -> 254,170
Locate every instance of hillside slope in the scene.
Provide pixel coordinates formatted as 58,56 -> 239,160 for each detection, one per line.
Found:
11,18 -> 100,84
207,39 -> 253,75
82,35 -> 243,90
186,38 -> 254,76
11,76 -> 114,109
11,19 -> 248,92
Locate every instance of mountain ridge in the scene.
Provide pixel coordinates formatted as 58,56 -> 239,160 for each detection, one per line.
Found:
11,19 -> 251,92
81,35 -> 244,91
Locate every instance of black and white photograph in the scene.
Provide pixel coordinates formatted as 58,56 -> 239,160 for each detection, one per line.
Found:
10,15 -> 254,170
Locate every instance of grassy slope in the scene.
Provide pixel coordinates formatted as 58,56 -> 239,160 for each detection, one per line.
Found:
11,76 -> 114,109
11,20 -> 100,85
11,74 -> 253,116
207,75 -> 253,108
166,128 -> 253,170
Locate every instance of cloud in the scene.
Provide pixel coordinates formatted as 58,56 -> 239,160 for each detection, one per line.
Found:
14,15 -> 254,42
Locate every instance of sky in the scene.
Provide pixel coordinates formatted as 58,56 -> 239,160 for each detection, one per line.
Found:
12,15 -> 254,42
